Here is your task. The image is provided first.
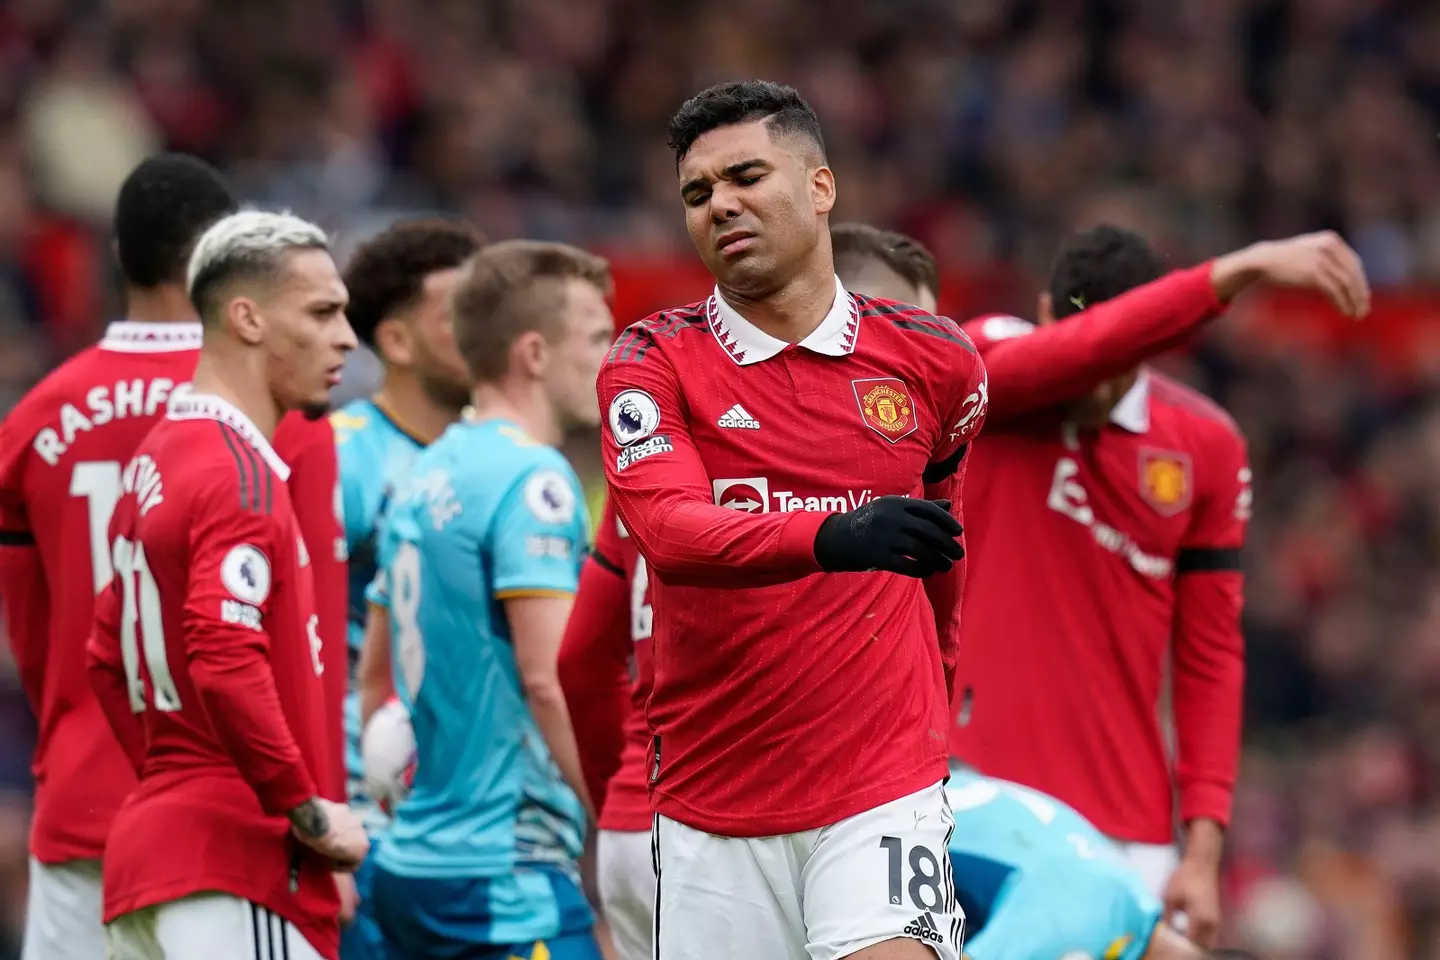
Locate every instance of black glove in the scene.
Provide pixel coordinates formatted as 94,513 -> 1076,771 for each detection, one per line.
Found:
813,496 -> 964,578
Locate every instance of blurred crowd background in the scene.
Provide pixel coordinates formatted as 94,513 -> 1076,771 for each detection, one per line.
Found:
1,0 -> 1439,957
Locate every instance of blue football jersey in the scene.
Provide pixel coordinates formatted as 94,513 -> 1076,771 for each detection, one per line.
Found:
946,768 -> 1161,960
372,417 -> 591,943
330,397 -> 427,810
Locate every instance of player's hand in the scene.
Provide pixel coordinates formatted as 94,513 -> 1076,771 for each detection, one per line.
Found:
334,870 -> 359,927
1162,856 -> 1222,947
1211,230 -> 1371,318
813,496 -> 963,578
288,797 -> 370,871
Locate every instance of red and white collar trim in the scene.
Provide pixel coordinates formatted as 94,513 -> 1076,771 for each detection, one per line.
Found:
707,275 -> 859,365
99,321 -> 203,354
167,392 -> 290,480
1108,369 -> 1150,434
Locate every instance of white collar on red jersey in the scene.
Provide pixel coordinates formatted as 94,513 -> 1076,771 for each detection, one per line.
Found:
166,392 -> 291,481
1109,369 -> 1150,433
706,275 -> 859,365
98,321 -> 203,353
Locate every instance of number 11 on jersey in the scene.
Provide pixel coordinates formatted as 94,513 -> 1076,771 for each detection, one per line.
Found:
111,535 -> 181,713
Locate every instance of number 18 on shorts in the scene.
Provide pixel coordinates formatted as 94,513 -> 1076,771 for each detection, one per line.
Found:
652,781 -> 964,960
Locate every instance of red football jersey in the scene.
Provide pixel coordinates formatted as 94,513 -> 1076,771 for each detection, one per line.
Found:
87,392 -> 338,959
0,320 -> 201,864
273,413 -> 349,804
952,293 -> 1249,852
597,280 -> 988,837
558,500 -> 652,832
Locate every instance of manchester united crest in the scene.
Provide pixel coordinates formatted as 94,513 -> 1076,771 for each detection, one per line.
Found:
1138,448 -> 1192,516
852,378 -> 917,443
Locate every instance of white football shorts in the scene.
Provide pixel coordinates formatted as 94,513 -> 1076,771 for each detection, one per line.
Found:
1112,840 -> 1180,899
653,780 -> 963,960
597,829 -> 655,960
105,893 -> 325,960
22,857 -> 105,960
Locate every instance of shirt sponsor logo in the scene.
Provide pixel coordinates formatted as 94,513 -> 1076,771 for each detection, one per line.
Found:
221,544 -> 271,605
713,477 -> 768,512
1048,457 -> 1172,579
526,534 -> 572,559
852,377 -> 917,443
712,477 -> 896,514
616,434 -> 672,472
525,470 -> 577,525
716,403 -> 761,429
1137,447 -> 1193,516
608,389 -> 661,446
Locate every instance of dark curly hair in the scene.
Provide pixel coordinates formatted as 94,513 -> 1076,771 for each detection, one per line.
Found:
1048,225 -> 1165,320
114,154 -> 237,289
341,218 -> 486,351
831,222 -> 940,302
667,80 -> 826,164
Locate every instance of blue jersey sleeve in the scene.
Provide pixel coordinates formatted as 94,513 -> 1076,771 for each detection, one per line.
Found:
490,457 -> 590,599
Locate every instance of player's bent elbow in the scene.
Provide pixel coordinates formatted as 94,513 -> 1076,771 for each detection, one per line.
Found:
520,670 -> 569,708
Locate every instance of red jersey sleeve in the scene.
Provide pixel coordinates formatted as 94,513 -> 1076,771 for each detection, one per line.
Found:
184,476 -> 317,816
557,502 -> 632,811
87,571 -> 145,772
1171,427 -> 1249,828
922,326 -> 988,702
273,414 -> 348,803
598,325 -> 829,587
964,265 -> 1225,423
0,411 -> 47,712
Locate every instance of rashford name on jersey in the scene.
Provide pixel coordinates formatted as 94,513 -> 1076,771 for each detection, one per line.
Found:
0,321 -> 204,866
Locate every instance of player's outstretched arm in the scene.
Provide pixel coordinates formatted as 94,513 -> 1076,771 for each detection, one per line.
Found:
85,579 -> 146,773
556,513 -> 633,812
971,231 -> 1369,424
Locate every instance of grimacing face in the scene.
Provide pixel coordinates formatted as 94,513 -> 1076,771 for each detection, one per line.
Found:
543,276 -> 615,430
677,119 -> 835,297
407,266 -> 472,410
263,247 -> 356,418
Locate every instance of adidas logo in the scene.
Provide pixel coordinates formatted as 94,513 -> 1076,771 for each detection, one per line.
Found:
717,404 -> 761,430
904,912 -> 944,945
